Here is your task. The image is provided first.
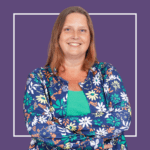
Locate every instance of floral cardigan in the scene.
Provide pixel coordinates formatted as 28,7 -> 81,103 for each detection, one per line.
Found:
23,61 -> 132,150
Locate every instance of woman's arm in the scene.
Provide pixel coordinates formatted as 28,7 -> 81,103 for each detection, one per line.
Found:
62,62 -> 132,140
23,70 -> 104,149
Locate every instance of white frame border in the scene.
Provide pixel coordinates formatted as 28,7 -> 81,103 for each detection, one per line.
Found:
13,13 -> 137,137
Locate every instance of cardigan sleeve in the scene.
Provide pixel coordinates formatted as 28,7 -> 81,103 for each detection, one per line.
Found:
63,63 -> 132,141
23,70 -> 104,150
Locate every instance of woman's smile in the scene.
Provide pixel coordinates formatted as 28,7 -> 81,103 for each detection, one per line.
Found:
68,42 -> 82,47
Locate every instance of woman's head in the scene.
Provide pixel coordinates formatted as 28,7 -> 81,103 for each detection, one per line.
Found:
45,6 -> 98,76
59,12 -> 91,61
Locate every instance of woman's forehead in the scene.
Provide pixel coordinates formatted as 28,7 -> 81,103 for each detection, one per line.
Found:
63,13 -> 88,27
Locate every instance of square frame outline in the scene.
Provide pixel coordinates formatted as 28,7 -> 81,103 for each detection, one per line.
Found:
13,13 -> 137,137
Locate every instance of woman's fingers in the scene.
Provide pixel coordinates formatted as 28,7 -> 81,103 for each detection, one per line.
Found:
104,144 -> 113,149
103,138 -> 107,142
103,139 -> 113,149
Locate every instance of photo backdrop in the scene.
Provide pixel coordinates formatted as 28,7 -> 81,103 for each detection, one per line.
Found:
0,0 -> 149,149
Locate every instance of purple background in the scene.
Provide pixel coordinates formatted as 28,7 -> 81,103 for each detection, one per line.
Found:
0,0 -> 149,149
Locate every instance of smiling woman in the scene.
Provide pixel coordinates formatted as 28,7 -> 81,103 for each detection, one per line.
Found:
23,6 -> 131,150
59,13 -> 90,60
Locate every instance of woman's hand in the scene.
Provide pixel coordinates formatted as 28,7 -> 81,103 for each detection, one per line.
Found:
103,138 -> 113,149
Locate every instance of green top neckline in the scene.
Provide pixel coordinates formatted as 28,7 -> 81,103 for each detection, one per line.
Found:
68,90 -> 83,92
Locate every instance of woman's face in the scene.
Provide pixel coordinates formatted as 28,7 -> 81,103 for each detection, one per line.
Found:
59,13 -> 90,58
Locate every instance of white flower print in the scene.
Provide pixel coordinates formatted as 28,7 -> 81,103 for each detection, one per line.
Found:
103,83 -> 109,94
96,127 -> 108,138
113,129 -> 122,136
104,111 -> 112,118
37,71 -> 43,79
90,139 -> 99,149
62,85 -> 68,92
27,81 -> 39,94
40,79 -> 46,86
85,90 -> 98,101
120,92 -> 129,102
64,142 -> 73,149
115,112 -> 121,118
93,76 -> 101,86
30,138 -> 36,145
109,107 -> 114,112
95,71 -> 100,78
32,116 -> 38,126
116,75 -> 121,82
47,124 -> 56,132
44,107 -> 52,118
63,94 -> 67,102
97,71 -> 103,81
58,118 -> 62,124
114,108 -> 122,112
66,122 -> 77,131
26,122 -> 31,132
96,102 -> 107,112
121,144 -> 127,150
120,120 -> 130,130
57,126 -> 71,135
90,140 -> 95,147
111,80 -> 120,91
109,75 -> 117,80
39,116 -> 47,124
91,66 -> 96,71
79,116 -> 92,128
36,94 -> 48,104
26,77 -> 32,85
79,82 -> 84,88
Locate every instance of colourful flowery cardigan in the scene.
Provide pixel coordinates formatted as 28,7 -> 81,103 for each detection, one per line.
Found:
23,61 -> 132,150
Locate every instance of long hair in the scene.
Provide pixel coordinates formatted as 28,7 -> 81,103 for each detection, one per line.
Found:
44,6 -> 99,76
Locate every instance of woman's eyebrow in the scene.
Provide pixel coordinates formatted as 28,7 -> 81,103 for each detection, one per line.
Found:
63,25 -> 88,28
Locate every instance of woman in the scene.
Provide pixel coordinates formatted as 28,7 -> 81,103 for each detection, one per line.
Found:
23,6 -> 132,150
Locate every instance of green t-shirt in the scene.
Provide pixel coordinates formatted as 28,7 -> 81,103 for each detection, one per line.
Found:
66,90 -> 91,116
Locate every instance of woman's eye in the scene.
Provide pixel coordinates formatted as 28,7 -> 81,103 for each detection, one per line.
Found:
81,29 -> 86,32
65,28 -> 70,31
64,28 -> 86,32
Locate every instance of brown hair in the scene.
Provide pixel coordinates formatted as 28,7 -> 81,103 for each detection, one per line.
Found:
44,6 -> 99,76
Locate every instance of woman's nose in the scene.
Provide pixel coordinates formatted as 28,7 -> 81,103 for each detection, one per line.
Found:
72,31 -> 79,39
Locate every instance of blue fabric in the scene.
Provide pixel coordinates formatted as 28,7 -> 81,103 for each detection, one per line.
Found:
23,61 -> 132,150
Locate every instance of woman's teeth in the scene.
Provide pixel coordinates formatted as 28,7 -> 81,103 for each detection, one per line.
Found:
68,43 -> 81,46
